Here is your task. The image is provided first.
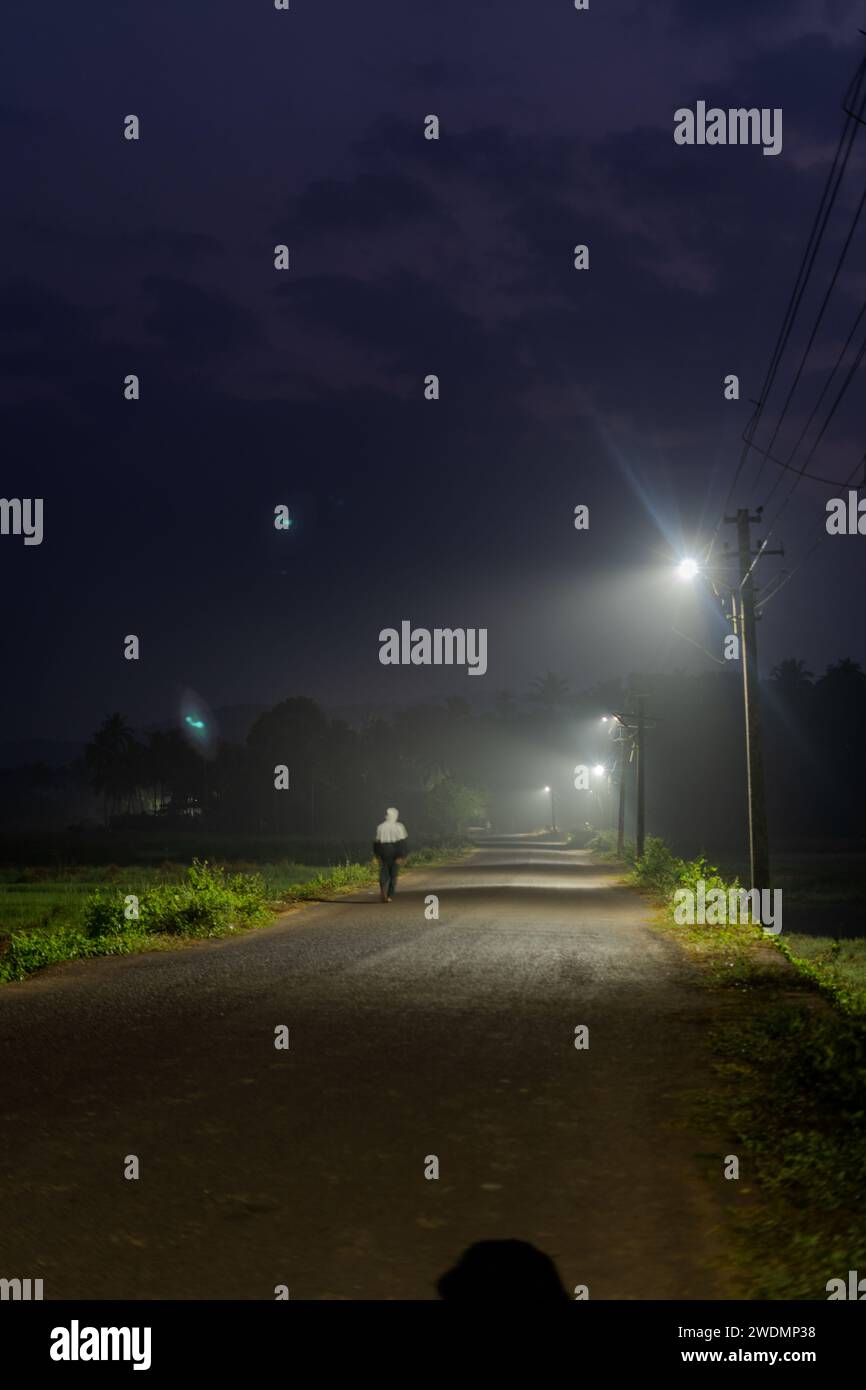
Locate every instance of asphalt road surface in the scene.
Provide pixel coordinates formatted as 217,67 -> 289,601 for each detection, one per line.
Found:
0,839 -> 739,1300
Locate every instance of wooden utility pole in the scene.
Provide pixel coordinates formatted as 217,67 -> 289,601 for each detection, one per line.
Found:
611,701 -> 657,859
616,739 -> 627,856
724,508 -> 783,888
635,695 -> 647,859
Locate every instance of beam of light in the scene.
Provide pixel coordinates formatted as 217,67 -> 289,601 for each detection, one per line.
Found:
677,557 -> 699,580
592,764 -> 606,777
593,415 -> 724,564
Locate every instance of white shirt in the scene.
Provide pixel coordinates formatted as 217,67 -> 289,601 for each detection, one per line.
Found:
376,808 -> 407,842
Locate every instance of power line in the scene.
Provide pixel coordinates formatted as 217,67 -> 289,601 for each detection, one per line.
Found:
761,298 -> 866,500
752,115 -> 866,493
749,56 -> 866,495
755,447 -> 866,611
706,54 -> 866,561
742,59 -> 864,497
670,626 -> 727,665
739,434 -> 861,488
741,327 -> 866,587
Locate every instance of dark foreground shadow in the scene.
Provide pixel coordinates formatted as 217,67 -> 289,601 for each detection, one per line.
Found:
437,1240 -> 570,1301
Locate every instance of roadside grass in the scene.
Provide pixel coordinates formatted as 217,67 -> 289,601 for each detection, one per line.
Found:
588,830 -> 866,1299
709,1004 -> 866,1298
0,843 -> 467,984
777,933 -> 866,1016
587,829 -> 866,1005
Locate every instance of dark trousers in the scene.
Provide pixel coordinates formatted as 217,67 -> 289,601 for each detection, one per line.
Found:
378,855 -> 400,898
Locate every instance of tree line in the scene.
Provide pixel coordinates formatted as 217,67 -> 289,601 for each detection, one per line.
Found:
2,659 -> 864,849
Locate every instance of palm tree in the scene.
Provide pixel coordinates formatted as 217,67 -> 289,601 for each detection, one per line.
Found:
84,713 -> 139,823
528,671 -> 571,713
769,658 -> 813,697
820,657 -> 864,685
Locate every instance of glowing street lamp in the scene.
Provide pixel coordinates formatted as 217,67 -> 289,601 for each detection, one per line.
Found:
677,556 -> 699,580
542,785 -> 558,832
592,764 -> 605,778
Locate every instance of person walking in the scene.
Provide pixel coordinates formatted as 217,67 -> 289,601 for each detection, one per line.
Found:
373,806 -> 408,902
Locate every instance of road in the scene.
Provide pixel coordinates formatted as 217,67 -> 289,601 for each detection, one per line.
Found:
0,839 -> 739,1300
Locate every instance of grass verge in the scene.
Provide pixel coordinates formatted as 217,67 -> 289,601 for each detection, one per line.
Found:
588,829 -> 866,1299
0,843 -> 467,984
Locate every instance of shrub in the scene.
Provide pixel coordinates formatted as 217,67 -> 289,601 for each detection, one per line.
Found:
82,891 -> 141,939
0,925 -> 114,982
629,835 -> 684,893
677,852 -> 733,900
626,838 -> 740,916
148,860 -> 269,935
586,829 -> 635,862
81,860 -> 270,941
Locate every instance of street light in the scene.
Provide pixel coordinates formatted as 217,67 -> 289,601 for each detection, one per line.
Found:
542,785 -> 558,832
592,764 -> 605,777
675,519 -> 779,886
669,533 -> 774,887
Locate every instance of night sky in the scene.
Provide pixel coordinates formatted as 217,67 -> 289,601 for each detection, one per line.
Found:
2,0 -> 864,745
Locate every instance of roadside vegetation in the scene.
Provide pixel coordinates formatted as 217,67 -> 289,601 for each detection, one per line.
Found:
0,842 -> 466,985
589,829 -> 866,1299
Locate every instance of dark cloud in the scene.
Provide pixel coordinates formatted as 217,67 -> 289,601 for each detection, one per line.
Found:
0,279 -> 111,388
141,276 -> 258,357
398,59 -> 467,92
0,103 -> 41,128
277,272 -> 473,353
1,0 -> 863,744
121,229 -> 223,263
284,171 -> 444,235
666,0 -> 859,35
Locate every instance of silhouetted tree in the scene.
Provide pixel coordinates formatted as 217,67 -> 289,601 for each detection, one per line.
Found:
527,671 -> 571,712
84,713 -> 140,823
770,657 -> 814,694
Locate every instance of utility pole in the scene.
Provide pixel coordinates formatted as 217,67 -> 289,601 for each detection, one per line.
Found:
616,738 -> 627,857
723,508 -> 783,888
611,699 -> 658,860
608,716 -> 632,856
635,695 -> 646,860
